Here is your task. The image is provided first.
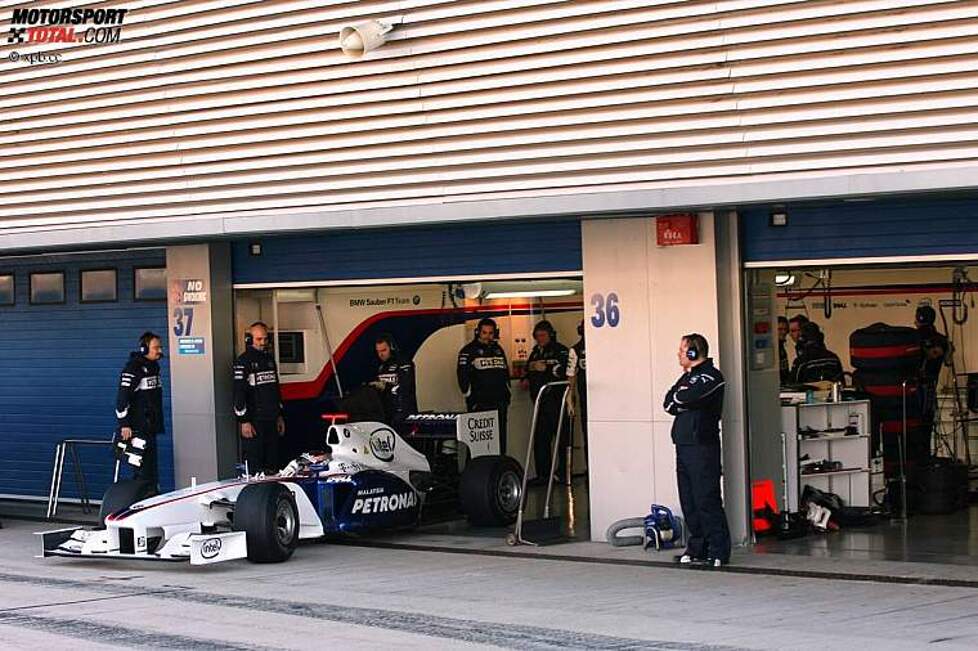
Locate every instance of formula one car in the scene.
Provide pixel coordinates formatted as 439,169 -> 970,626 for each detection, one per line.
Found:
38,411 -> 522,565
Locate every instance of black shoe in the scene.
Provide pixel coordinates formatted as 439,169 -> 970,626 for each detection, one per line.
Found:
705,557 -> 728,569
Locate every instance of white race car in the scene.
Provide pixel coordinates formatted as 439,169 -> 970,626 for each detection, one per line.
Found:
38,412 -> 522,565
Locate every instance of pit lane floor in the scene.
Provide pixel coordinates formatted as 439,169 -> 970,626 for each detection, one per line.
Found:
2,518 -> 978,649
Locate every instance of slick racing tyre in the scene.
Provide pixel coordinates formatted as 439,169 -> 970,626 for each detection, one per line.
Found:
233,483 -> 299,563
460,455 -> 523,527
99,479 -> 156,527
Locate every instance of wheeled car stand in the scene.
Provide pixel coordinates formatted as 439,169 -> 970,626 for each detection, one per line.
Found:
507,381 -> 571,546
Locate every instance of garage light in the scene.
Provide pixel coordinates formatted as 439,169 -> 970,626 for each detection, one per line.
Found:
484,289 -> 576,299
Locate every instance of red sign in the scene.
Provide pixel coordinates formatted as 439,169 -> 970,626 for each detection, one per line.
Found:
656,214 -> 699,246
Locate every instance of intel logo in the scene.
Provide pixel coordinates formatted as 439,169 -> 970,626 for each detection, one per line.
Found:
200,538 -> 222,559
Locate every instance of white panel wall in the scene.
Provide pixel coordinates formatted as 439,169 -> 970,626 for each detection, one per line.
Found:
3,1 -> 978,249
584,214 -> 735,542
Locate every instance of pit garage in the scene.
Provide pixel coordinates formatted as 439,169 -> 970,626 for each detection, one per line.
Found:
0,250 -> 172,515
231,219 -> 589,540
741,196 -> 978,566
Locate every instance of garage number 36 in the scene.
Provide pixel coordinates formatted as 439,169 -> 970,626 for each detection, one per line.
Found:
590,292 -> 620,328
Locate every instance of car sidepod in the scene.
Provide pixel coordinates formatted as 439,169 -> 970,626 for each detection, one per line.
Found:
311,470 -> 421,533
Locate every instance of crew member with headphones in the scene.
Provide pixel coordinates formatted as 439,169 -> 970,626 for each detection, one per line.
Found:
565,320 -> 588,465
370,333 -> 417,427
457,317 -> 511,453
663,333 -> 730,568
115,331 -> 165,491
915,303 -> 949,458
524,320 -> 570,485
233,322 -> 286,474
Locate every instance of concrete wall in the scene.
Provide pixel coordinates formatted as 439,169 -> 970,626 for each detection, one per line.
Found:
584,213 -> 751,542
165,244 -> 237,486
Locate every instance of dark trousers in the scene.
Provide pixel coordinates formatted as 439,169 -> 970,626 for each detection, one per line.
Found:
241,420 -> 281,474
578,386 -> 589,466
131,432 -> 159,491
533,397 -> 570,480
676,442 -> 731,562
467,398 -> 509,456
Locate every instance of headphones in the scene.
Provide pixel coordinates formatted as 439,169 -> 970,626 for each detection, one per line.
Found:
684,333 -> 708,361
376,333 -> 398,354
533,320 -> 557,341
475,317 -> 500,340
137,331 -> 159,357
245,321 -> 269,348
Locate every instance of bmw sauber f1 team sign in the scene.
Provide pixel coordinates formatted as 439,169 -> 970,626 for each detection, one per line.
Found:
458,410 -> 499,457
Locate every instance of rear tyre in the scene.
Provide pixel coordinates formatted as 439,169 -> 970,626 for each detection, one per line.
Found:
460,455 -> 523,526
233,483 -> 299,563
99,479 -> 156,526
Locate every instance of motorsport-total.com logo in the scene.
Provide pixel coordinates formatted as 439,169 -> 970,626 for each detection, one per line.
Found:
7,6 -> 128,46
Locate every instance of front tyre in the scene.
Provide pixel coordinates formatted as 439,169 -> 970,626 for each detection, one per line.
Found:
99,479 -> 156,527
460,455 -> 523,526
233,483 -> 299,563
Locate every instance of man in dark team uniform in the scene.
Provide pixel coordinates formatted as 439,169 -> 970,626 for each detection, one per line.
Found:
566,320 -> 588,464
525,320 -> 569,484
915,304 -> 948,458
777,316 -> 791,385
791,321 -> 844,384
116,331 -> 165,491
664,333 -> 730,568
370,334 -> 417,427
457,318 -> 511,454
233,322 -> 285,474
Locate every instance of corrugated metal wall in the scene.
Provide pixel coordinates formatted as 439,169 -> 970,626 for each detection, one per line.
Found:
231,218 -> 582,284
741,196 -> 978,263
0,250 -> 173,498
2,0 -> 977,239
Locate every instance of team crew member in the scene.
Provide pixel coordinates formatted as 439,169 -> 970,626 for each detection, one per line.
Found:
915,304 -> 948,443
457,318 -> 511,453
371,334 -> 417,426
791,321 -> 844,384
777,316 -> 791,385
566,320 -> 588,463
116,332 -> 165,491
663,334 -> 730,568
788,314 -> 810,357
233,322 -> 286,474
525,320 -> 570,484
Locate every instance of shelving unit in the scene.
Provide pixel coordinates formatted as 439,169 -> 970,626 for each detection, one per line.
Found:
782,400 -> 872,511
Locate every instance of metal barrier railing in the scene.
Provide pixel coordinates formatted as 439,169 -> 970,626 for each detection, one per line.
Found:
46,438 -> 120,519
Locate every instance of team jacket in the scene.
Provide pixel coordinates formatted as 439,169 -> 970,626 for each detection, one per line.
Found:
778,340 -> 791,385
526,341 -> 569,401
457,339 -> 510,405
567,339 -> 586,394
115,353 -> 164,435
791,348 -> 844,384
233,346 -> 283,423
376,356 -> 418,423
663,359 -> 725,446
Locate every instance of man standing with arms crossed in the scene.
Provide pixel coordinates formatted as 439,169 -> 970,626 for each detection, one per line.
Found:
663,333 -> 730,568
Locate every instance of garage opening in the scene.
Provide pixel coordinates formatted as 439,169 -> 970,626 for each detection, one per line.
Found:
233,277 -> 588,541
745,262 -> 978,565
